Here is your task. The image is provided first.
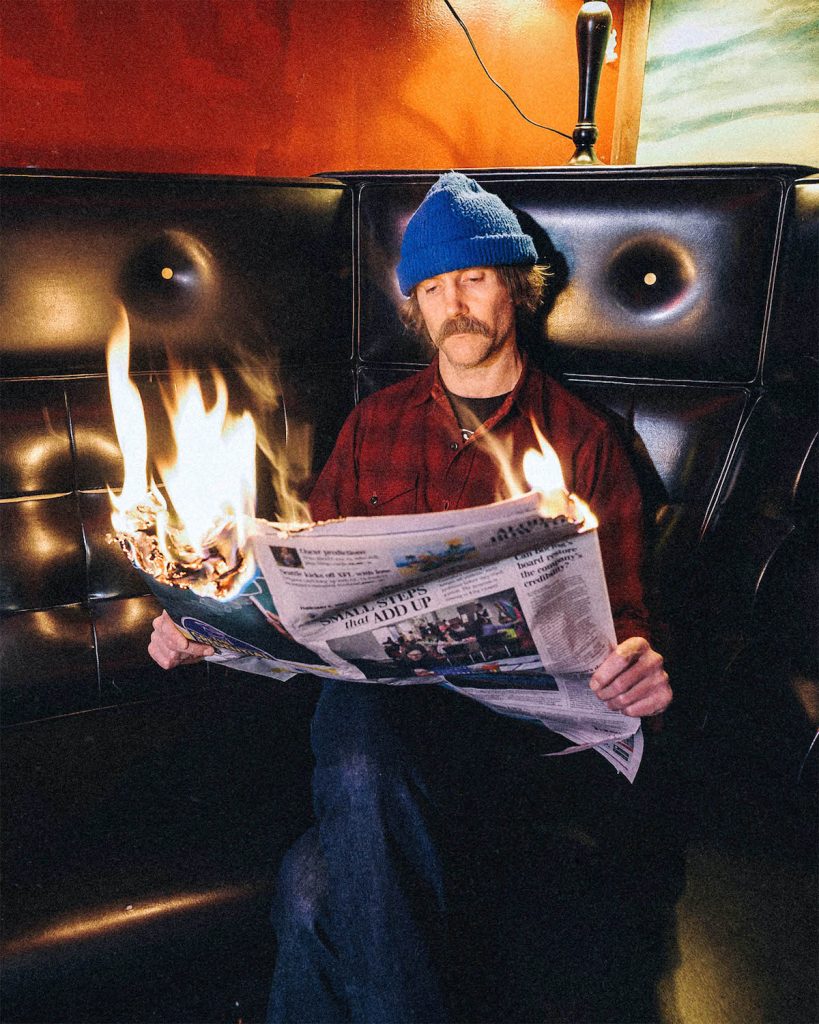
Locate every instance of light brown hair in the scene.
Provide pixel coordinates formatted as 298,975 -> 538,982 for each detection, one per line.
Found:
398,263 -> 551,340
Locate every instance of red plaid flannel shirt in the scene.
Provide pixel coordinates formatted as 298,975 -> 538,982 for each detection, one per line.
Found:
309,356 -> 651,644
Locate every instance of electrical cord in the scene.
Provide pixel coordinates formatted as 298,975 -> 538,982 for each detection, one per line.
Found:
443,0 -> 573,142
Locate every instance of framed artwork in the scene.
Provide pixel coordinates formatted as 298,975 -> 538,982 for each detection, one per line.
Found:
632,0 -> 819,166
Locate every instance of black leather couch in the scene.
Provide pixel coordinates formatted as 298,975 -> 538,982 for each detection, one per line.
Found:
1,165 -> 816,1023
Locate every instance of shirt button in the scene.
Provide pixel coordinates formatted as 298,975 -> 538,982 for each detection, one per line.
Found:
449,441 -> 459,451
370,495 -> 378,505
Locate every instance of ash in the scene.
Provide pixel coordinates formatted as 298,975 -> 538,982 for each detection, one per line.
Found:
111,496 -> 251,600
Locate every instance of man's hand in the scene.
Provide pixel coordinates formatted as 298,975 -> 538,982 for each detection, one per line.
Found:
148,610 -> 215,670
590,637 -> 671,717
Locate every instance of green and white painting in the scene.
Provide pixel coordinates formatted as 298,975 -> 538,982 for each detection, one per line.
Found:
637,0 -> 819,166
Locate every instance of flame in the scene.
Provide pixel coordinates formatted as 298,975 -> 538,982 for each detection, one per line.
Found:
106,306 -> 258,600
524,442 -> 565,501
257,418 -> 315,527
522,421 -> 598,530
232,349 -> 314,526
479,416 -> 598,530
158,373 -> 256,556
106,307 -> 149,514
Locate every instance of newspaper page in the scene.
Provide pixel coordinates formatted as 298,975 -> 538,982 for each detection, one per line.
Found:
143,493 -> 643,780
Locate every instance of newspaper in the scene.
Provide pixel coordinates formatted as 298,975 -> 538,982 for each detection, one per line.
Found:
140,492 -> 643,781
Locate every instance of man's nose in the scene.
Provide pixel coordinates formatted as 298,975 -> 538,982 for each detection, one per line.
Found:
443,280 -> 467,316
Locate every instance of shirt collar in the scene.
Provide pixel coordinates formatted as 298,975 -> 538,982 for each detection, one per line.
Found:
405,358 -> 441,408
411,352 -> 540,420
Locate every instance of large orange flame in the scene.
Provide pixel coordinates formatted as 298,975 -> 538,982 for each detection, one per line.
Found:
106,307 -> 258,599
157,373 -> 256,558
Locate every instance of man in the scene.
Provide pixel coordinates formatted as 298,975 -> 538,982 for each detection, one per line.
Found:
149,172 -> 671,1023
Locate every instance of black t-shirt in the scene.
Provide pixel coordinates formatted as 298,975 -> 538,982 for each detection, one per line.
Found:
443,386 -> 511,440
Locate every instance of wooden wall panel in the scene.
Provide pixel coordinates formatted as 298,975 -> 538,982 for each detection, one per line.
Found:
0,0 -> 627,175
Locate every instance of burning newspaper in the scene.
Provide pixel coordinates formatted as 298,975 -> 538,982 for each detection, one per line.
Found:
132,494 -> 643,782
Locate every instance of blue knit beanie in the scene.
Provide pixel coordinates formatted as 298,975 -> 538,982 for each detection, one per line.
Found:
396,172 -> 538,295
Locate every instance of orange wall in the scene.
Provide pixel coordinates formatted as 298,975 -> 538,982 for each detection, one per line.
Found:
0,0 -> 624,176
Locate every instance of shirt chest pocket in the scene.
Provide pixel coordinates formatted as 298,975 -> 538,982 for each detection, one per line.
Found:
357,463 -> 419,515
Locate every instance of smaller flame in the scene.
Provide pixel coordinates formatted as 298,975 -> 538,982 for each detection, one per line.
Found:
522,443 -> 566,517
479,415 -> 598,530
522,421 -> 598,530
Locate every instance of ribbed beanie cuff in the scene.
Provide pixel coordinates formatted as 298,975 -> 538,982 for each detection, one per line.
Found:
397,172 -> 537,295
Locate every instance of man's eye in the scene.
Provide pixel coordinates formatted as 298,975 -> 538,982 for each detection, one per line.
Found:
423,285 -> 438,294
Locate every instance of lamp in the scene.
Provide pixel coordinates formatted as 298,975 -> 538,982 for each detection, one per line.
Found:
569,1 -> 613,164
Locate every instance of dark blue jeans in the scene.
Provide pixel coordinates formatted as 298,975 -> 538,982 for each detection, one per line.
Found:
266,680 -> 629,1024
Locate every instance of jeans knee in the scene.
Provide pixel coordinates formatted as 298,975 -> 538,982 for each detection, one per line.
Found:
310,684 -> 437,856
274,828 -> 327,938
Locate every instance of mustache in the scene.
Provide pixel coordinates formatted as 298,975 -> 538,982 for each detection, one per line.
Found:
434,315 -> 492,346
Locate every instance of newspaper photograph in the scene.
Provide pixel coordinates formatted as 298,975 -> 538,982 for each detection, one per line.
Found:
137,493 -> 643,780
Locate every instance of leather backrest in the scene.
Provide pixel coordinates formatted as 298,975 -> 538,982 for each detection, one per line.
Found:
354,169 -> 794,381
0,172 -> 355,724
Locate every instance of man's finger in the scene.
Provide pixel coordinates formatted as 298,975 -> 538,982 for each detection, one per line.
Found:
148,612 -> 215,669
588,636 -> 672,717
590,637 -> 650,691
594,649 -> 664,702
157,611 -> 190,650
158,611 -> 214,656
603,672 -> 670,713
618,682 -> 673,717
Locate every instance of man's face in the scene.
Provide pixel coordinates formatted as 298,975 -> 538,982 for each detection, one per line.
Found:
415,266 -> 516,372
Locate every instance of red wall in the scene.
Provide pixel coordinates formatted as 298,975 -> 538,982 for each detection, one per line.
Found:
0,0 -> 624,176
